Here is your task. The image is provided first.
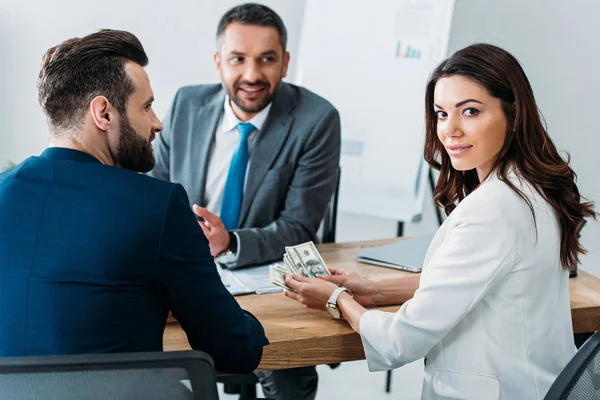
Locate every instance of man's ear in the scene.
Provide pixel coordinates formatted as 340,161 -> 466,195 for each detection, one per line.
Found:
89,96 -> 113,131
214,51 -> 222,77
282,51 -> 290,78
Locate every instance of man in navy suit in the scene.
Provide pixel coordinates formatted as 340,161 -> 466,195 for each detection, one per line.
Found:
0,29 -> 267,374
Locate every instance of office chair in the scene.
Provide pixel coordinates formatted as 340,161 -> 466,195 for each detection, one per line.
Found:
317,167 -> 341,244
219,372 -> 260,400
0,351 -> 218,400
545,330 -> 600,399
221,167 -> 342,400
318,167 -> 342,371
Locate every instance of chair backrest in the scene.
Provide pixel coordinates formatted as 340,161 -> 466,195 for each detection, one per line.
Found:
545,330 -> 600,399
317,167 -> 341,244
0,351 -> 218,400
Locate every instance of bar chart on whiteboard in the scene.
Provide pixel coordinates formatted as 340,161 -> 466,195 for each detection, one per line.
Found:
296,0 -> 455,221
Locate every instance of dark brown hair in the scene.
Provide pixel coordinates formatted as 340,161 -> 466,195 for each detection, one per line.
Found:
216,3 -> 287,51
38,29 -> 148,131
424,43 -> 596,271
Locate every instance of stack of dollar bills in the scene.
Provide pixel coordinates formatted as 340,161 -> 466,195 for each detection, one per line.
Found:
269,241 -> 331,290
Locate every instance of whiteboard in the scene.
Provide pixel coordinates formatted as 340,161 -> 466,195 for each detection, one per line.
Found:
296,0 -> 455,221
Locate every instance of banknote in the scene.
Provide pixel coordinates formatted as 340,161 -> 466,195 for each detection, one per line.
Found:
284,247 -> 311,278
272,242 -> 331,290
269,263 -> 291,290
283,253 -> 302,276
288,242 -> 330,277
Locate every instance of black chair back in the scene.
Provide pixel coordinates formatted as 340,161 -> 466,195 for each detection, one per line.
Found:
545,330 -> 600,399
0,351 -> 218,400
318,167 -> 341,244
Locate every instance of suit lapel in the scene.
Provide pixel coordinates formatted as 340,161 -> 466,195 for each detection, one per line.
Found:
238,83 -> 296,227
192,91 -> 225,205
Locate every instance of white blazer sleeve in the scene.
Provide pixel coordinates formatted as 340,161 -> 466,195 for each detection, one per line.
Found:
359,192 -> 520,371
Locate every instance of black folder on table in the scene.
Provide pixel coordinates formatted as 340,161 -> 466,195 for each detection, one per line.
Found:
356,235 -> 435,273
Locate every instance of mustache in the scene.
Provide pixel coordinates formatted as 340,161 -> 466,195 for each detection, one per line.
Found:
236,80 -> 269,89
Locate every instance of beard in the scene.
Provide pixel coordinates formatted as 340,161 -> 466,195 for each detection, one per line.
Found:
225,76 -> 282,114
116,114 -> 155,173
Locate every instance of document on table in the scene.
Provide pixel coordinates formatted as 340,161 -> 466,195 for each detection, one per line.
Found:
216,261 -> 283,295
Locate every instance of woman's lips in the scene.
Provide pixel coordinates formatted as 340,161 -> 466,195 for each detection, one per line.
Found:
447,145 -> 472,156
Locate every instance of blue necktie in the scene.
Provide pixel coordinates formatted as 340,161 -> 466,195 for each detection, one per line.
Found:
221,122 -> 255,230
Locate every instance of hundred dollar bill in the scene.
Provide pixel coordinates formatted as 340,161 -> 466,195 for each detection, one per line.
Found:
282,254 -> 299,276
269,264 -> 291,290
284,246 -> 312,278
290,242 -> 330,277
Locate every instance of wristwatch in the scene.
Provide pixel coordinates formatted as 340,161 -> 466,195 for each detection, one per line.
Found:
215,232 -> 239,265
326,286 -> 352,320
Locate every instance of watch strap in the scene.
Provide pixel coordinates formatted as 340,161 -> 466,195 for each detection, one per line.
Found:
327,286 -> 351,305
227,231 -> 238,253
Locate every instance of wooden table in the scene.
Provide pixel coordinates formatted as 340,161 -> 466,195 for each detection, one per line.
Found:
163,238 -> 600,371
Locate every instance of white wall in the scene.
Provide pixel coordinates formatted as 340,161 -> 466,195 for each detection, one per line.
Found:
341,1 -> 600,279
446,0 -> 600,276
2,0 -> 600,277
0,8 -> 14,168
0,0 -> 305,167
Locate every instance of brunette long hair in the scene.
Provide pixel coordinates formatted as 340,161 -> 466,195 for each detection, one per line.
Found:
424,43 -> 595,270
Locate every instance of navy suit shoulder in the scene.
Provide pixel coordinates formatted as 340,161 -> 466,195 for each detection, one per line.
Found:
0,153 -> 172,357
0,149 -> 266,373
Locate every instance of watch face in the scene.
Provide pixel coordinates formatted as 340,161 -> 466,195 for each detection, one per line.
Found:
326,303 -> 341,319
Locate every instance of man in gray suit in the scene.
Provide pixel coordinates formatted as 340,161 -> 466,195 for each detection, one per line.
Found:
149,4 -> 341,400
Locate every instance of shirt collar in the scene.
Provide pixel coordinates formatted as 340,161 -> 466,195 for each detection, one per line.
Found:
221,95 -> 273,133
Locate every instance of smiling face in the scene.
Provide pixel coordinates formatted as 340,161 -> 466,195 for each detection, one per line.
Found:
433,75 -> 508,181
214,22 -> 290,121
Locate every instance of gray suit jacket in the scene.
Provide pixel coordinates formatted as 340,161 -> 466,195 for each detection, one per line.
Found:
149,82 -> 341,267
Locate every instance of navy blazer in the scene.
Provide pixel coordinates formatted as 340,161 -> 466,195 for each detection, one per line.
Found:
0,148 -> 267,373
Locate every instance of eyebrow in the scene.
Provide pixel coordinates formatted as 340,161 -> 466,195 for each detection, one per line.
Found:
143,96 -> 154,107
228,49 -> 279,57
434,99 -> 483,109
260,50 -> 278,56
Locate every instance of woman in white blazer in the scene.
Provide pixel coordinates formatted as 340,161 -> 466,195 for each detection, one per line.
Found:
283,43 -> 596,400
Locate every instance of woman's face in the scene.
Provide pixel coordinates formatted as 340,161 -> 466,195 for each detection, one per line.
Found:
434,75 -> 508,181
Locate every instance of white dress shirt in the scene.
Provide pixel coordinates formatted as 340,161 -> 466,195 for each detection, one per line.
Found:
204,97 -> 272,265
204,97 -> 272,215
359,170 -> 576,399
